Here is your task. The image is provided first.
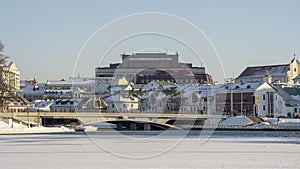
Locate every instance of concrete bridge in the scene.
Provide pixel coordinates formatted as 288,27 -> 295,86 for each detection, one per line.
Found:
0,112 -> 225,130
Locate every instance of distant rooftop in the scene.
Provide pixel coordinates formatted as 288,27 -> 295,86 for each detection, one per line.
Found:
237,64 -> 290,79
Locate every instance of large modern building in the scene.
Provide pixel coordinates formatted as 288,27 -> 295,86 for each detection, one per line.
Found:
95,52 -> 213,84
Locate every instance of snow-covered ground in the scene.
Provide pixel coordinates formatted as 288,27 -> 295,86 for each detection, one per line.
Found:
219,116 -> 300,127
0,119 -> 74,134
219,116 -> 253,126
0,126 -> 75,134
263,117 -> 300,126
0,119 -> 9,128
0,132 -> 299,169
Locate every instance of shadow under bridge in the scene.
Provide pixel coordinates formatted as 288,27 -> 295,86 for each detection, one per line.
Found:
99,119 -> 180,130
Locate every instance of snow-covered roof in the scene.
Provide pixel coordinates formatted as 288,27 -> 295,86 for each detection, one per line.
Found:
105,92 -> 138,103
181,86 -> 201,99
140,91 -> 166,100
7,62 -> 19,71
46,79 -> 98,87
218,82 -> 267,93
293,74 -> 300,80
23,87 -> 45,94
1,97 -> 31,107
34,100 -> 54,108
50,98 -> 84,108
237,64 -> 290,79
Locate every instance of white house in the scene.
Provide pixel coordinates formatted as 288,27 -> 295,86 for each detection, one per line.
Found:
105,92 -> 139,113
215,82 -> 285,117
0,62 -> 20,90
26,100 -> 54,112
22,83 -> 46,102
139,90 -> 167,113
0,96 -> 33,113
179,86 -> 202,113
50,97 -> 107,112
45,79 -> 100,99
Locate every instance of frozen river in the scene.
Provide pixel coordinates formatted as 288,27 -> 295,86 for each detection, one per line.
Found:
0,130 -> 299,169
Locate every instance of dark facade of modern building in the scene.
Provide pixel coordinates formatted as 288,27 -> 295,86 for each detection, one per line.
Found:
95,52 -> 213,84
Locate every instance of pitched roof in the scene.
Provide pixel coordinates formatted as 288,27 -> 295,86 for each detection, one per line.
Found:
237,64 -> 290,79
293,74 -> 300,80
282,87 -> 300,96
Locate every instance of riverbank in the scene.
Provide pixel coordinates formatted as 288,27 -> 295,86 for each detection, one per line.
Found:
0,126 -> 75,135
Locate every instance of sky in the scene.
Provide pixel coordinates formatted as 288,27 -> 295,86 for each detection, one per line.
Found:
1,0 -> 300,82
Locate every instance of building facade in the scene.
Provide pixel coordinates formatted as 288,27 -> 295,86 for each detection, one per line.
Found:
215,82 -> 285,117
236,57 -> 300,84
0,62 -> 20,90
95,52 -> 213,84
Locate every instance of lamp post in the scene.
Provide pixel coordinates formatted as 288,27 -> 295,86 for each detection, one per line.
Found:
205,81 -> 209,114
27,111 -> 29,128
227,78 -> 234,116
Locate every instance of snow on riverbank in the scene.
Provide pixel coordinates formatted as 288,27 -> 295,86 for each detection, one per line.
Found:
219,116 -> 253,126
263,117 -> 300,126
0,119 -> 9,128
0,126 -> 75,134
0,118 -> 75,134
219,116 -> 300,127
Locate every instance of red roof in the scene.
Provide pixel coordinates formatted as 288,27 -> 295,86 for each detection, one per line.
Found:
237,64 -> 290,79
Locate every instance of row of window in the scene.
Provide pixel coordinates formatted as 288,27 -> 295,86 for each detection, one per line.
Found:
2,107 -> 25,113
140,79 -> 202,84
53,108 -> 75,112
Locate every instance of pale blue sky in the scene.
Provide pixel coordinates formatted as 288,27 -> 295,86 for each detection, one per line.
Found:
1,0 -> 300,82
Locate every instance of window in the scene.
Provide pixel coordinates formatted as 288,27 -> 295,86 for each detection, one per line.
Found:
263,95 -> 265,100
192,94 -> 198,103
263,105 -> 266,111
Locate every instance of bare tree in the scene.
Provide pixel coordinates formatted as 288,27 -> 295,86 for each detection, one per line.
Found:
0,42 -> 13,112
0,42 -> 8,65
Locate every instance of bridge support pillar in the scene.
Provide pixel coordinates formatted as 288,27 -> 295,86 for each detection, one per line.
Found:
144,123 -> 150,130
117,122 -> 123,130
130,123 -> 137,130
